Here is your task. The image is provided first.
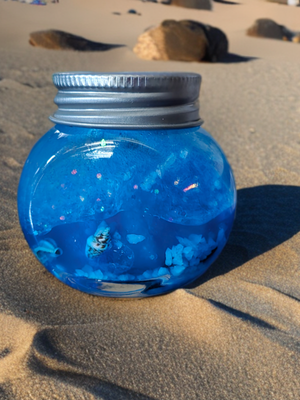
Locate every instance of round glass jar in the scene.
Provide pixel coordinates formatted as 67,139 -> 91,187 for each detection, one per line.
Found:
18,72 -> 236,298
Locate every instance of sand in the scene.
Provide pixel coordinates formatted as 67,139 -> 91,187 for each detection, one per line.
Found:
0,0 -> 300,399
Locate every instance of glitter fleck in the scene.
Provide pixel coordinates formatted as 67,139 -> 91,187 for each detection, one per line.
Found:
52,205 -> 55,209
174,180 -> 179,185
183,183 -> 198,193
60,216 -> 65,221
71,169 -> 77,175
154,189 -> 159,194
33,230 -> 38,236
61,183 -> 65,188
80,196 -> 85,202
96,198 -> 101,202
133,184 -> 138,190
96,173 -> 102,179
100,206 -> 105,212
100,139 -> 106,147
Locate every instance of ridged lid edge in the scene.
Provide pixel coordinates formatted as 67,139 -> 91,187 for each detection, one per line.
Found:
52,72 -> 201,91
50,71 -> 202,129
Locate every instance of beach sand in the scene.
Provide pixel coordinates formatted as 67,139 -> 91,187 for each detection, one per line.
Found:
0,0 -> 300,399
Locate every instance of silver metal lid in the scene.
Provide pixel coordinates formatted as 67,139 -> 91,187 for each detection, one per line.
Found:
49,72 -> 202,129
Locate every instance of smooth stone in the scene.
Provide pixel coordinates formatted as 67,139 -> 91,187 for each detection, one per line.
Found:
165,248 -> 173,266
75,269 -> 86,277
158,267 -> 169,276
170,265 -> 186,276
94,269 -> 104,279
126,234 -> 146,244
142,270 -> 153,279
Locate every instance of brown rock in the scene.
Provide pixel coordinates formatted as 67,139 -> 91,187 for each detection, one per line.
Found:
170,0 -> 212,10
133,20 -> 228,62
247,19 -> 295,41
140,0 -> 213,8
266,0 -> 285,3
29,30 -> 124,51
266,0 -> 290,4
134,20 -> 208,61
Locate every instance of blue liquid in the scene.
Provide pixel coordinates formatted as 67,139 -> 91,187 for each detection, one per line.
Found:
18,125 -> 236,297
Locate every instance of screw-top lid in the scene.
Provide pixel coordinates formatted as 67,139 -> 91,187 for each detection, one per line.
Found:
49,72 -> 202,129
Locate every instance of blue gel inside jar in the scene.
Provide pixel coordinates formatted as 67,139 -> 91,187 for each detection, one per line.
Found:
18,72 -> 236,297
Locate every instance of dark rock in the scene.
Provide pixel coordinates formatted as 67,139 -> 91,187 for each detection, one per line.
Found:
267,0 -> 299,5
169,0 -> 212,10
29,30 -> 125,51
247,19 -> 295,41
213,0 -> 239,4
180,20 -> 228,61
134,19 -> 228,62
140,0 -> 212,5
128,9 -> 138,14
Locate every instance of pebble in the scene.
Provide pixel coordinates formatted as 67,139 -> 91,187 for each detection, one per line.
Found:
127,234 -> 146,244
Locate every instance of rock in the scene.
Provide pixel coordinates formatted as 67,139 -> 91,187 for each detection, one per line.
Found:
170,265 -> 186,276
29,30 -> 124,51
165,248 -> 173,266
266,0 -> 286,3
169,0 -> 212,10
133,20 -> 228,62
180,20 -> 228,62
126,234 -> 146,244
292,33 -> 300,43
267,0 -> 299,4
133,20 -> 207,61
140,0 -> 212,7
247,19 -> 295,41
158,267 -> 169,276
128,9 -> 139,14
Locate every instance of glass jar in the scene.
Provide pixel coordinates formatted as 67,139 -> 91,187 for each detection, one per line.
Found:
18,72 -> 236,298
